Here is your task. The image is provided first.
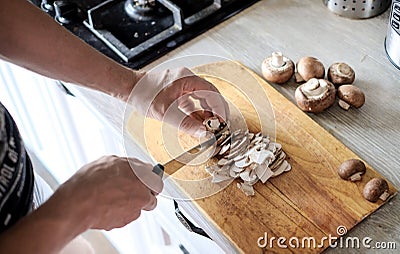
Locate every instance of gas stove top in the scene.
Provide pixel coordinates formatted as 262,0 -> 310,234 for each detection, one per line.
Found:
35,0 -> 259,69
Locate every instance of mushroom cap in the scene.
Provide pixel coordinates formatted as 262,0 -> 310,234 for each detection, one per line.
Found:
363,178 -> 389,203
337,159 -> 366,180
328,62 -> 355,86
338,85 -> 365,108
261,56 -> 294,84
295,79 -> 336,113
296,56 -> 325,82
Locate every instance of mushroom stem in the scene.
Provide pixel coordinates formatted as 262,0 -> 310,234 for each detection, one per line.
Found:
338,99 -> 351,110
302,78 -> 328,99
349,172 -> 363,182
271,52 -> 284,68
379,191 -> 390,201
304,78 -> 320,91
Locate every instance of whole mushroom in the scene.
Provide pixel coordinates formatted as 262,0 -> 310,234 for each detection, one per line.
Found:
337,85 -> 365,110
295,56 -> 325,82
295,78 -> 336,113
337,159 -> 366,181
363,178 -> 390,203
261,52 -> 295,84
328,62 -> 355,87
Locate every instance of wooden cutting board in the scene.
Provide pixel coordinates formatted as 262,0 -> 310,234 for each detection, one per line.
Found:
126,61 -> 397,253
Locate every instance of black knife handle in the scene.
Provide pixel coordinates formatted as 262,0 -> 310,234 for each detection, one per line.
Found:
152,163 -> 164,177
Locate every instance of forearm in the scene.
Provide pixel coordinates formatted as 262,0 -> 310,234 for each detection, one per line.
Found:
0,0 -> 140,100
0,190 -> 90,254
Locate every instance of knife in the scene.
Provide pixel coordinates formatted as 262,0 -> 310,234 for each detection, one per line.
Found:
151,133 -> 222,241
152,132 -> 222,177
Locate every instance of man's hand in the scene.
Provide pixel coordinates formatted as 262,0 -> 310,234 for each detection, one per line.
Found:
54,156 -> 163,231
130,67 -> 230,137
0,156 -> 162,253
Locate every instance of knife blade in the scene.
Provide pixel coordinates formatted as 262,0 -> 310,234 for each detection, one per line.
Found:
152,132 -> 222,177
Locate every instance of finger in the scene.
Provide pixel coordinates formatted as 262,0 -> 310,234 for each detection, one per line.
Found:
178,97 -> 203,122
192,90 -> 229,121
196,98 -> 214,120
128,159 -> 164,194
189,110 -> 206,123
164,109 -> 207,137
202,110 -> 214,120
142,195 -> 157,211
181,76 -> 230,121
129,210 -> 142,222
180,115 -> 207,138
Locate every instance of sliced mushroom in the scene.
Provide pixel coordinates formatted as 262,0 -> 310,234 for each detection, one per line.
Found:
217,158 -> 231,166
255,132 -> 263,138
255,164 -> 274,183
249,150 -> 274,164
338,159 -> 366,181
363,178 -> 390,203
296,56 -> 325,82
261,52 -> 295,84
270,152 -> 287,171
237,182 -> 255,196
211,170 -> 232,183
247,132 -> 255,140
217,130 -> 231,145
205,165 -> 219,174
225,145 -> 248,160
205,129 -> 292,196
219,143 -> 231,156
229,168 -> 241,178
337,85 -> 365,110
231,164 -> 245,173
295,78 -> 336,113
327,62 -> 355,87
233,153 -> 246,162
250,136 -> 263,146
267,142 -> 282,154
235,156 -> 252,168
272,160 -> 290,177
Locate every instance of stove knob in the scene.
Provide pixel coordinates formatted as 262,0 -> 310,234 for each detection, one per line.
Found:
41,0 -> 54,12
53,1 -> 79,25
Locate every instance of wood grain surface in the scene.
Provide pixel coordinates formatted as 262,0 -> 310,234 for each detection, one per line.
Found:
126,61 -> 397,253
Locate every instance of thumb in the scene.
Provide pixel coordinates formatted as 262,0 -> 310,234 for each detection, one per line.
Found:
160,93 -> 208,137
162,108 -> 206,137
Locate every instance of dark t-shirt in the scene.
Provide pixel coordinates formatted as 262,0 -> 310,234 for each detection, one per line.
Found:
0,102 -> 34,233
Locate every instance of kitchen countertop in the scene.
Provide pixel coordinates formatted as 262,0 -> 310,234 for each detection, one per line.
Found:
71,0 -> 400,252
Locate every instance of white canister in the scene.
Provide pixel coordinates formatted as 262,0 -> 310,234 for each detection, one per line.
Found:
385,0 -> 400,70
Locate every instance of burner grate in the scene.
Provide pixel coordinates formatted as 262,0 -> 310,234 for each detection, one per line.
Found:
84,0 -> 223,62
84,0 -> 183,62
34,0 -> 260,68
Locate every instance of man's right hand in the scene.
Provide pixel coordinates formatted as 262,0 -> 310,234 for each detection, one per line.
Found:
0,156 -> 163,253
53,155 -> 163,231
